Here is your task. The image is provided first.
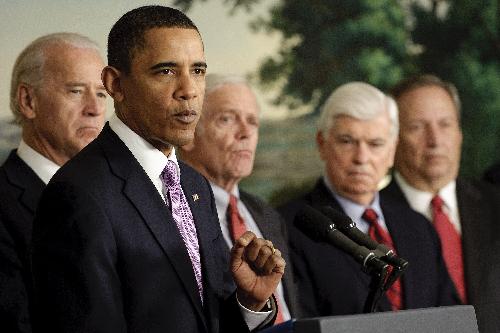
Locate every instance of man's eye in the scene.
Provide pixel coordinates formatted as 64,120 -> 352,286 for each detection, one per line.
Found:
70,89 -> 83,94
369,141 -> 385,148
97,92 -> 107,99
338,138 -> 354,145
159,68 -> 174,75
407,123 -> 423,131
193,68 -> 206,75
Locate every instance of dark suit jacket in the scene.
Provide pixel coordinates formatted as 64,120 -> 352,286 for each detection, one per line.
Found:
0,150 -> 45,333
278,179 -> 459,317
384,178 -> 500,333
483,162 -> 500,185
31,125 -> 269,333
240,191 -> 301,318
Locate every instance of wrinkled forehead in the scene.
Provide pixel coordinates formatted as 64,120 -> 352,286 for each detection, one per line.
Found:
399,86 -> 459,121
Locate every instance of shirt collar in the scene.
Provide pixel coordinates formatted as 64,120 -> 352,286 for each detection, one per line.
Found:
394,171 -> 457,219
108,114 -> 180,184
211,181 -> 240,216
17,139 -> 60,184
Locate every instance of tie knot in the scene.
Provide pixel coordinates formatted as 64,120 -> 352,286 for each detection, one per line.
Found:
431,195 -> 444,210
161,160 -> 179,188
362,208 -> 379,225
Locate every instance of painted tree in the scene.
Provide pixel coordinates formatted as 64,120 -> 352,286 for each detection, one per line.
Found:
175,0 -> 411,112
410,0 -> 500,177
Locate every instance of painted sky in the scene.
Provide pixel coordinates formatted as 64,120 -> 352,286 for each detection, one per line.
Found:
0,0 -> 290,121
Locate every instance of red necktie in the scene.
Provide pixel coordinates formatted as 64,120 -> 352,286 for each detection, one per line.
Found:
431,195 -> 466,303
228,194 -> 247,243
362,208 -> 403,311
227,194 -> 285,324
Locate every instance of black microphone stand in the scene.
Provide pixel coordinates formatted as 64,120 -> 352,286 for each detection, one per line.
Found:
363,261 -> 408,313
363,261 -> 389,313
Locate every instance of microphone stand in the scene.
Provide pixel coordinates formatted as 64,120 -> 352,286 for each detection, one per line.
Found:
363,262 -> 389,313
363,261 -> 408,313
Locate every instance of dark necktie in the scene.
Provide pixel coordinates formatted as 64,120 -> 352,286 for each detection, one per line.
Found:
226,194 -> 285,324
161,160 -> 204,303
431,195 -> 466,303
362,208 -> 403,310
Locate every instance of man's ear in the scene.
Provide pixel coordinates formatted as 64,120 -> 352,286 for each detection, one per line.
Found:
102,66 -> 124,102
17,83 -> 37,120
316,130 -> 326,161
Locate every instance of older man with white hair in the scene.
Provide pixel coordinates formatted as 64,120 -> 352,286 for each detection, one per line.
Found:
0,32 -> 106,332
279,81 -> 459,317
180,73 -> 301,322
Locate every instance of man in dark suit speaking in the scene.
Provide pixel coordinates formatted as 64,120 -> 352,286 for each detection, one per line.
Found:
279,82 -> 458,317
0,32 -> 106,332
32,6 -> 284,333
180,73 -> 301,322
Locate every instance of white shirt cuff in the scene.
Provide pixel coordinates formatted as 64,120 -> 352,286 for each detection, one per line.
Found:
236,294 -> 273,331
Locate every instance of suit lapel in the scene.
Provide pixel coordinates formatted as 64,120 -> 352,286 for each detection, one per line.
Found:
3,150 -> 45,216
379,198 -> 420,308
456,179 -> 483,303
99,125 -> 206,324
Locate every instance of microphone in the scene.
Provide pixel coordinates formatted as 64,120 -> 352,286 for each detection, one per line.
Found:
319,206 -> 409,271
294,205 -> 389,274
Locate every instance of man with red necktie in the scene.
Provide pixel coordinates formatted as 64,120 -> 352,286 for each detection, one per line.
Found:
279,81 -> 459,318
180,74 -> 301,322
385,74 -> 500,333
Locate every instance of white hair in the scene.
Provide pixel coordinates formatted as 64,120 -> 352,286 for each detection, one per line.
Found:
10,32 -> 101,124
317,81 -> 399,138
205,73 -> 248,95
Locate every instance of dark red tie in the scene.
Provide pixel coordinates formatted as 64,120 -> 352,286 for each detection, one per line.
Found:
227,194 -> 247,243
226,194 -> 285,324
362,208 -> 403,310
431,195 -> 466,303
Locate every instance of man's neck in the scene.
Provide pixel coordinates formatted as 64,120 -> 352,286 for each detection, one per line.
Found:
22,128 -> 66,166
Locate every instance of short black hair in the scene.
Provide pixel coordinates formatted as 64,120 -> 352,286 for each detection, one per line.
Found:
108,5 -> 199,73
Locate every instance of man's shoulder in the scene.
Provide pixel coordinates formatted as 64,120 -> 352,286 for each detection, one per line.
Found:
482,162 -> 500,185
51,127 -> 128,186
240,190 -> 284,225
0,149 -> 44,200
240,190 -> 271,210
457,177 -> 500,200
276,179 -> 326,222
379,178 -> 411,206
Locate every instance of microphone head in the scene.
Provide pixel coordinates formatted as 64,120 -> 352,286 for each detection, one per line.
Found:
319,206 -> 356,230
294,205 -> 335,242
294,205 -> 389,274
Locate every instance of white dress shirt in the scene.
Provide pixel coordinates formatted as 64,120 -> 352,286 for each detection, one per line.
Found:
211,183 -> 292,320
16,139 -> 60,184
394,172 -> 462,234
108,114 -> 270,329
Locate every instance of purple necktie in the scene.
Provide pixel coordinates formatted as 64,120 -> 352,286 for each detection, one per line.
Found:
161,160 -> 203,303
